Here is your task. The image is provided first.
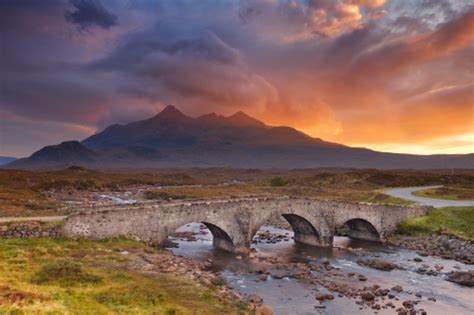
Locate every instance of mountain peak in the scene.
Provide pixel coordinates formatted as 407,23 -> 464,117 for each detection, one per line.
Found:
154,105 -> 187,120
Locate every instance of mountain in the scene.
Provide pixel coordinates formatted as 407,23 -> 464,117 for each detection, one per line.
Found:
0,156 -> 16,166
11,141 -> 97,168
8,106 -> 474,169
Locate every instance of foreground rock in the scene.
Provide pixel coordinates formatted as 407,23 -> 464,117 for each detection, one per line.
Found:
255,304 -> 274,315
446,270 -> 474,287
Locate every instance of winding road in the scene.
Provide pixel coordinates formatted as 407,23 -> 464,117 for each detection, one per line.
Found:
384,186 -> 474,208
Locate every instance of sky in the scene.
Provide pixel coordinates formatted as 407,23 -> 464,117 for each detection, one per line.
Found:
1,0 -> 473,158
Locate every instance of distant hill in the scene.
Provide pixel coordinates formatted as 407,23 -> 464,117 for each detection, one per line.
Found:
9,105 -> 474,169
0,156 -> 16,166
11,141 -> 96,169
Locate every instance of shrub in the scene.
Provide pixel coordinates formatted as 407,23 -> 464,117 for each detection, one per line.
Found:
270,177 -> 289,187
31,261 -> 102,285
210,276 -> 226,286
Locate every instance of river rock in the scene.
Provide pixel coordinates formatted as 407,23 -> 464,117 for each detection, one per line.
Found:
247,294 -> 263,304
315,293 -> 326,301
272,270 -> 287,279
356,259 -> 399,271
360,291 -> 375,301
321,258 -> 330,265
446,270 -> 474,287
391,285 -> 403,293
255,304 -> 273,315
358,274 -> 367,281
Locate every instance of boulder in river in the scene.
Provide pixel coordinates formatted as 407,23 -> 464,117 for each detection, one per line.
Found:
446,270 -> 474,287
256,304 -> 273,315
391,285 -> 403,293
356,259 -> 399,271
360,291 -> 375,301
272,270 -> 287,279
247,294 -> 263,304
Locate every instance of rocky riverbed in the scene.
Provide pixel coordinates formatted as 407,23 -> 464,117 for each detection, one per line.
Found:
389,234 -> 474,265
167,223 -> 474,315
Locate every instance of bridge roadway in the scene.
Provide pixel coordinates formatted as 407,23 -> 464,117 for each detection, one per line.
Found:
62,197 -> 428,254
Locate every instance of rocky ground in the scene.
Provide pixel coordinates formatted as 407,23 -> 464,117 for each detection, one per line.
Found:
389,233 -> 474,265
119,244 -> 274,313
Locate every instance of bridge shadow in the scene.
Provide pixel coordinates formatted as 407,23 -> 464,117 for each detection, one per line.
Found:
335,219 -> 381,242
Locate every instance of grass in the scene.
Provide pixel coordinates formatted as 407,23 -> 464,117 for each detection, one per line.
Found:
31,261 -> 102,286
412,186 -> 474,201
0,238 -> 250,314
396,206 -> 474,240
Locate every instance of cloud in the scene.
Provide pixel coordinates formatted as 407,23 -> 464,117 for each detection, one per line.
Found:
92,27 -> 278,116
238,0 -> 386,41
65,0 -> 118,30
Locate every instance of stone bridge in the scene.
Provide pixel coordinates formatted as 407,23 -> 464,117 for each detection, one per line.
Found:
62,197 -> 427,254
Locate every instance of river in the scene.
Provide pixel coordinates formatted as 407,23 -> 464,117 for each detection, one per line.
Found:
169,223 -> 473,315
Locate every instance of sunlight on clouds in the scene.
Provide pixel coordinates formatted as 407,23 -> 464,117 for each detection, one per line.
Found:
361,132 -> 474,155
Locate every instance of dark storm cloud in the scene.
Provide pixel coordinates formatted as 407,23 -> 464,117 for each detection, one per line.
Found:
91,22 -> 276,116
65,0 -> 118,30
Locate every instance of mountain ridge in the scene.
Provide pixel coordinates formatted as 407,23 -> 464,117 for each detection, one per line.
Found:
8,106 -> 473,169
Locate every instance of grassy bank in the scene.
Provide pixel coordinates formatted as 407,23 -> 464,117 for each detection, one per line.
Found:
396,206 -> 474,240
413,186 -> 474,201
0,238 -> 249,314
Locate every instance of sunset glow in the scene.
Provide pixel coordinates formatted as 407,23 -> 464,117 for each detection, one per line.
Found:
1,0 -> 473,157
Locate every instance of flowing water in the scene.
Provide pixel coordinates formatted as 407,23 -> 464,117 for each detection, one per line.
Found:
169,223 -> 473,315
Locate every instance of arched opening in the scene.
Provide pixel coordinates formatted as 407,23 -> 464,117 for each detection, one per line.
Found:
251,213 -> 323,248
164,221 -> 235,254
203,222 -> 235,252
281,214 -> 321,246
340,219 -> 380,242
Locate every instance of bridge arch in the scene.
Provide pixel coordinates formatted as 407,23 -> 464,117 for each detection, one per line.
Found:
281,213 -> 320,246
164,216 -> 241,253
339,218 -> 381,241
250,211 -> 329,247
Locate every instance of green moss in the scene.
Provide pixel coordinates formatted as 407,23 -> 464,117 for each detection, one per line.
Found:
396,206 -> 474,240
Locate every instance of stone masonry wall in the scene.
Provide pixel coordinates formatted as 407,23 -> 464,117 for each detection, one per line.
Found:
0,221 -> 63,239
